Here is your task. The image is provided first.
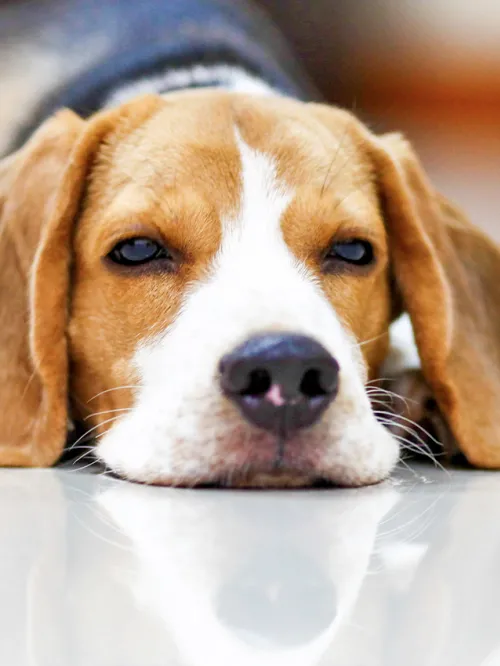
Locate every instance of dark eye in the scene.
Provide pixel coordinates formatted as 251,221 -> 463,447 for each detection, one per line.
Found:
324,240 -> 374,267
108,237 -> 172,266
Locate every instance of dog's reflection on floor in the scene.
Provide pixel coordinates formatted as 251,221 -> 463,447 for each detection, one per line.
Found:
98,484 -> 398,666
5,470 -> 500,666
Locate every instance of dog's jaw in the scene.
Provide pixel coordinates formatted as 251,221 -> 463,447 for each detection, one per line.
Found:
96,130 -> 399,487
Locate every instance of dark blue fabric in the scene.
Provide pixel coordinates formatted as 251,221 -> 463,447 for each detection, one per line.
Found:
9,0 -> 318,146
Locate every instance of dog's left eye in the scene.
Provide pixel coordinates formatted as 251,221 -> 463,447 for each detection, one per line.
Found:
108,238 -> 171,266
324,240 -> 374,266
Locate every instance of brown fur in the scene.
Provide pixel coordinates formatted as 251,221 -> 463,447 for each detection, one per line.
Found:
0,91 -> 499,472
373,132 -> 500,467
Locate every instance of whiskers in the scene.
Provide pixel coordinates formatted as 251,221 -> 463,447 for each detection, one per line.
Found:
87,385 -> 141,403
366,382 -> 449,475
350,333 -> 389,350
366,380 -> 416,411
62,385 -> 137,474
83,408 -> 131,421
63,409 -> 131,474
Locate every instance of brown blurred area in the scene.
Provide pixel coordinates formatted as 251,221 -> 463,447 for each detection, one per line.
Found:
260,0 -> 500,239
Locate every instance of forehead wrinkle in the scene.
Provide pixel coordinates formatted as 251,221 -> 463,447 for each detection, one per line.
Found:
229,115 -> 381,262
88,99 -> 242,221
232,103 -> 372,200
134,97 -> 242,219
84,162 -> 173,221
81,129 -> 243,260
78,167 -> 224,269
79,165 -> 177,244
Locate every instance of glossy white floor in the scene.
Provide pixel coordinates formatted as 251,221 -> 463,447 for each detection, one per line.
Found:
2,462 -> 499,666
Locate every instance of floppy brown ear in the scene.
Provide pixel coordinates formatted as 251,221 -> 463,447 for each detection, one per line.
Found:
0,110 -> 89,465
0,96 -> 164,467
373,132 -> 500,468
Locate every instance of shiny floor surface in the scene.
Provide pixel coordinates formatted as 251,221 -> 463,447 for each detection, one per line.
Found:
2,464 -> 500,666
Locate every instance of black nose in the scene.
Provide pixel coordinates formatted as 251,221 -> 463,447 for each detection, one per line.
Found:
219,334 -> 339,435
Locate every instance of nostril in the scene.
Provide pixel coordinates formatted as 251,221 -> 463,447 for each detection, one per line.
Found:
299,368 -> 328,398
240,369 -> 272,397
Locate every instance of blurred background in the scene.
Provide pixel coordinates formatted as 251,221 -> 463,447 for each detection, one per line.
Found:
260,0 -> 500,239
1,0 -> 499,237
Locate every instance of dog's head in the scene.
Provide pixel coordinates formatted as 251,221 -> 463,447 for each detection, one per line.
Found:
1,92 -> 500,485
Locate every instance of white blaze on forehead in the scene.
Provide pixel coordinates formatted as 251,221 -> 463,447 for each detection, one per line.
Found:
96,127 -> 398,485
228,129 -> 292,248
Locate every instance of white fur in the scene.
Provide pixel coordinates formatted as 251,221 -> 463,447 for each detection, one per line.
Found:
104,64 -> 277,108
383,313 -> 421,376
97,132 -> 399,486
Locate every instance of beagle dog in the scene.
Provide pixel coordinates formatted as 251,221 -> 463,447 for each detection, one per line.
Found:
1,0 -> 500,487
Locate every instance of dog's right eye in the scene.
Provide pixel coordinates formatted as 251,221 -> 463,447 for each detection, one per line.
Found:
108,238 -> 172,266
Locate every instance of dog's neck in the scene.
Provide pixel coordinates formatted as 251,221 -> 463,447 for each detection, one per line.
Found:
104,62 -> 278,109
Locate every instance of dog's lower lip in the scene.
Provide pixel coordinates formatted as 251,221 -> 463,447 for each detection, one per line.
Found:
214,470 -> 337,489
209,461 -> 334,489
105,463 -> 337,489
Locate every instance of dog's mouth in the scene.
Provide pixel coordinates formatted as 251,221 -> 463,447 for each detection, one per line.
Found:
67,417 -> 349,488
64,420 -> 336,487
145,461 -> 338,489
201,469 -> 333,490
170,435 -> 333,488
100,468 -> 328,489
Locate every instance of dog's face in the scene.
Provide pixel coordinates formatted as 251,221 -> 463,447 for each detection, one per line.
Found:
68,92 -> 397,486
1,91 -> 500,482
